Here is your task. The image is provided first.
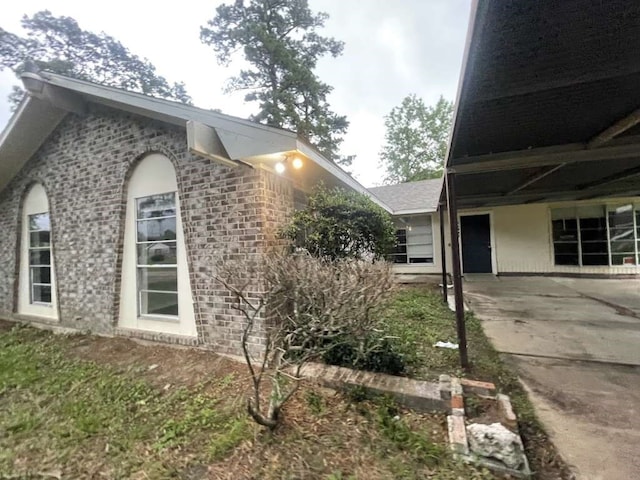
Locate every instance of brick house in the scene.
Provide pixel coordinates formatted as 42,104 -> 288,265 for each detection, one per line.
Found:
0,71 -> 382,356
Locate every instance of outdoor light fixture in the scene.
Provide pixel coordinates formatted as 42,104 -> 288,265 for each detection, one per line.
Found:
292,157 -> 303,169
274,155 -> 304,174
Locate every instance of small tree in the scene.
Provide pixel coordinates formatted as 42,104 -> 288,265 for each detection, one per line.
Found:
283,186 -> 395,260
216,252 -> 394,429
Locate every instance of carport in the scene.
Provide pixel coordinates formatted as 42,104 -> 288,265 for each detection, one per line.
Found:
441,0 -> 640,366
440,2 -> 640,476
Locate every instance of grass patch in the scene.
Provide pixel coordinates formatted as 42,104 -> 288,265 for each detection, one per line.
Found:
0,323 -> 491,479
0,325 -> 251,478
380,286 -> 573,479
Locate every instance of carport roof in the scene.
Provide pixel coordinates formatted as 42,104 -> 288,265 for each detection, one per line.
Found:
446,0 -> 640,208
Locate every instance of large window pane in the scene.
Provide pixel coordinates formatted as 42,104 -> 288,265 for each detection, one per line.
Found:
136,217 -> 177,242
138,267 -> 178,292
136,193 -> 176,219
29,250 -> 51,266
140,291 -> 178,316
552,218 -> 579,265
135,193 -> 178,317
32,285 -> 52,303
579,211 -> 607,266
27,212 -> 52,305
608,205 -> 636,265
137,242 -> 177,265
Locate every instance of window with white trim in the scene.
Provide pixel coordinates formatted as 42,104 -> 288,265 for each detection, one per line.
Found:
551,204 -> 640,266
28,212 -> 52,304
390,215 -> 434,264
135,192 -> 178,317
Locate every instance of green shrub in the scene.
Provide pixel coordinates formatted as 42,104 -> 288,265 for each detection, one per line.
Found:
283,185 -> 395,260
323,335 -> 405,375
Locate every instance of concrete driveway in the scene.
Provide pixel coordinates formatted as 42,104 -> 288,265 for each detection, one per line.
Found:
463,276 -> 640,480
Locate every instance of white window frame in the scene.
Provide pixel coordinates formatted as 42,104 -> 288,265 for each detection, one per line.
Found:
18,183 -> 58,320
118,153 -> 197,338
390,215 -> 435,265
551,204 -> 640,267
135,192 -> 179,320
606,203 -> 639,267
27,212 -> 53,305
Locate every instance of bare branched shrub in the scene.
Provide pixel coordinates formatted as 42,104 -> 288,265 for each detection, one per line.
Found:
216,251 -> 394,429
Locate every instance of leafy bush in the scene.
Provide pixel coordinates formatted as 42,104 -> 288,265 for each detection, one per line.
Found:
323,335 -> 405,375
283,185 -> 395,260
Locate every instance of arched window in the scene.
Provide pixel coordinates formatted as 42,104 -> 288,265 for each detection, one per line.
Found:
18,183 -> 58,319
118,154 -> 196,337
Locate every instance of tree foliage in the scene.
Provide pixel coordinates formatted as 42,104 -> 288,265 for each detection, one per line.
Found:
0,10 -> 191,107
201,0 -> 352,166
283,186 -> 395,260
380,95 -> 453,184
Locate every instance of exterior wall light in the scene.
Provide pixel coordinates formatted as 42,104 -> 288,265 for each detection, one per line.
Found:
292,157 -> 303,169
275,162 -> 286,174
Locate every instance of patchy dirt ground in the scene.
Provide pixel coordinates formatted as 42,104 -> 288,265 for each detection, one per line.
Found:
69,334 -> 248,389
0,322 -> 493,480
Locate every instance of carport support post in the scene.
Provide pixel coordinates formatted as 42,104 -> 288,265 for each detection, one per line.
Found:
439,203 -> 448,304
445,172 -> 469,370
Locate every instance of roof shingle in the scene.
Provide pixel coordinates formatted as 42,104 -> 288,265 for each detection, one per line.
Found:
368,178 -> 443,213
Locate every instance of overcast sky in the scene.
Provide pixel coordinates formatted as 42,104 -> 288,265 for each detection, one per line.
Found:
0,0 -> 470,187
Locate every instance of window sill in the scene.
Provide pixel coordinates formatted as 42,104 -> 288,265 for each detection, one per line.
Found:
554,264 -> 639,268
12,313 -> 59,324
392,263 -> 435,267
138,314 -> 180,324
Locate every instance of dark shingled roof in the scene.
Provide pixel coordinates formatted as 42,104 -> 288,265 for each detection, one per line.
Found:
368,178 -> 443,213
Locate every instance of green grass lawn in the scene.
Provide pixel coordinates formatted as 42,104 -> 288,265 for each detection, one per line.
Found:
0,286 -> 571,479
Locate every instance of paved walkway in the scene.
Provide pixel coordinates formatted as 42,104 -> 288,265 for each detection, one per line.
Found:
463,276 -> 640,480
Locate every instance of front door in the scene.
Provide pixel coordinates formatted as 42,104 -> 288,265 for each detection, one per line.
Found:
460,214 -> 492,273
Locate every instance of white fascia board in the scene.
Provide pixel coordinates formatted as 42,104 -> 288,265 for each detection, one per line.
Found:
393,208 -> 438,216
0,95 -> 66,192
42,73 -> 298,144
0,95 -> 32,147
296,140 -> 394,212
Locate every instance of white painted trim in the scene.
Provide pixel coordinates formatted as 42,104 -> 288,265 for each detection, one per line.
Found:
457,210 -> 498,274
394,207 -> 438,215
118,154 -> 197,338
0,96 -> 32,146
40,72 -> 296,139
391,213 -> 436,266
546,201 -> 640,269
18,184 -> 58,320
